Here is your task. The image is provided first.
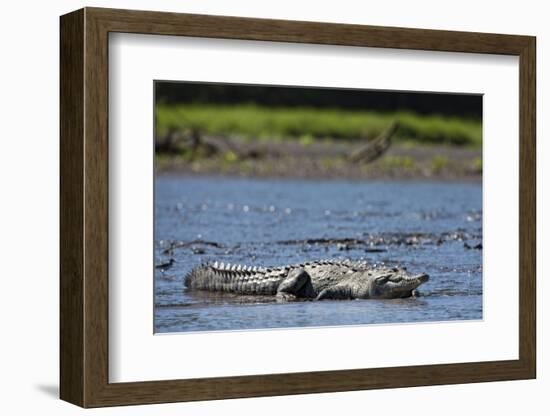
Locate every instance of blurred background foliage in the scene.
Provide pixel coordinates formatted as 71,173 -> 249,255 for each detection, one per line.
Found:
156,103 -> 481,146
155,82 -> 482,148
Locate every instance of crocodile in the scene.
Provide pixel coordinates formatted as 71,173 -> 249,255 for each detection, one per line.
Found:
185,259 -> 429,301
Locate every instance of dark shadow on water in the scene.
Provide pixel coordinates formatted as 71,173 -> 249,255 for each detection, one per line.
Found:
35,384 -> 59,399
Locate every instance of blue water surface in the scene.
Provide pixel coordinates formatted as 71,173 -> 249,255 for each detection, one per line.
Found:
154,176 -> 482,333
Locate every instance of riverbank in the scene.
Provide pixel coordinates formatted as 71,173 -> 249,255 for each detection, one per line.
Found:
156,141 -> 482,181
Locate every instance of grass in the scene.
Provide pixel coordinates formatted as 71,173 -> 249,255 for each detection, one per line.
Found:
430,156 -> 449,173
472,157 -> 483,172
156,103 -> 482,147
382,156 -> 416,170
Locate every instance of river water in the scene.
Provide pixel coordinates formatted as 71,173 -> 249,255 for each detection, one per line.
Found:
154,176 -> 482,333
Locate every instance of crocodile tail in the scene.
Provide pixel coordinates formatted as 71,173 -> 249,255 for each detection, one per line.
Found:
184,264 -> 213,290
184,262 -> 267,291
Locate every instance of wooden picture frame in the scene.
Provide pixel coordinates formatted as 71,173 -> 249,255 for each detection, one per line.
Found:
60,7 -> 536,408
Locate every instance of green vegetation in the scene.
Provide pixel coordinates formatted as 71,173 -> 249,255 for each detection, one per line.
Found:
381,156 -> 416,170
430,156 -> 450,173
472,157 -> 483,173
156,104 -> 482,147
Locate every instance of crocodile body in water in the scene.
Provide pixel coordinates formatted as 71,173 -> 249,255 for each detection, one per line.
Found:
185,259 -> 429,301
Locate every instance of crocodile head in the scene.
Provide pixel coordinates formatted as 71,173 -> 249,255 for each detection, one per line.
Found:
366,268 -> 429,299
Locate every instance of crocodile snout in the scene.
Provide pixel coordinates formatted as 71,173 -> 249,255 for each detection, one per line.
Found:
416,273 -> 429,283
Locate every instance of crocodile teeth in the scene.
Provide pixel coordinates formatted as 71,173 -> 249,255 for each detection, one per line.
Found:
219,262 -> 225,269
231,264 -> 237,271
213,261 -> 219,268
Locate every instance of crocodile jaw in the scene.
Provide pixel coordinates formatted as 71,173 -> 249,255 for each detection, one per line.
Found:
377,273 -> 429,299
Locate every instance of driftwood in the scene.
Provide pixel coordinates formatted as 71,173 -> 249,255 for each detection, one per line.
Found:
157,121 -> 399,163
348,122 -> 399,163
200,135 -> 256,158
156,128 -> 247,158
155,128 -> 184,154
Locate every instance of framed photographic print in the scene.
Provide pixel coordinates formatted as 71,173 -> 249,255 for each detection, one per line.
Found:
60,7 -> 536,408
